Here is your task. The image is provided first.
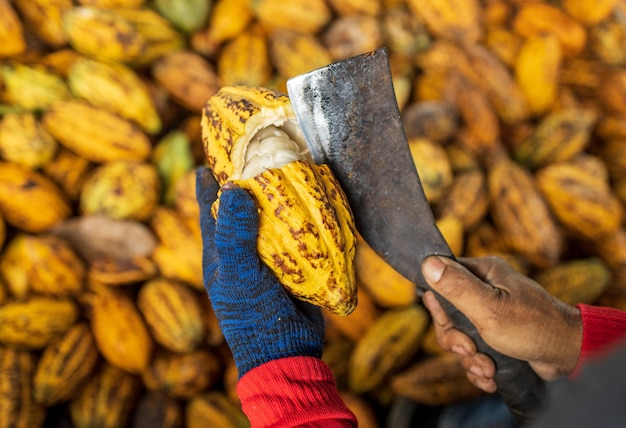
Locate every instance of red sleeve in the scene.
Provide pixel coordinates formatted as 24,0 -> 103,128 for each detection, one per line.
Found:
573,303 -> 626,373
236,356 -> 357,428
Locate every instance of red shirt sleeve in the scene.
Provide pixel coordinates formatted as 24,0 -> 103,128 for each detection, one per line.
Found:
573,303 -> 626,372
237,356 -> 357,428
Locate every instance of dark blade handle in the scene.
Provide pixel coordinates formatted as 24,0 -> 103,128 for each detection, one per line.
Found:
433,291 -> 545,423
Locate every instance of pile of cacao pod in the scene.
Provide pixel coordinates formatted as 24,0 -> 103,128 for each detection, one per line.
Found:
1,0 -> 626,426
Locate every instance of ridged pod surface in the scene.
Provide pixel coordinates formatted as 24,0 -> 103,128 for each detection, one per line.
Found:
0,234 -> 85,298
0,0 -> 26,57
186,392 -> 249,428
0,296 -> 79,349
348,304 -> 430,393
137,278 -> 206,353
69,362 -> 141,428
536,160 -> 623,240
42,101 -> 152,162
202,86 -> 357,315
33,322 -> 99,406
88,289 -> 153,373
533,258 -> 611,306
0,347 -> 46,428
488,157 -> 562,268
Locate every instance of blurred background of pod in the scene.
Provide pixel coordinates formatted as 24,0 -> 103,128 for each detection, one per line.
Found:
1,0 -> 626,426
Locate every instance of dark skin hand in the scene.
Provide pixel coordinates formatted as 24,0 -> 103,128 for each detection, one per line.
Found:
421,255 -> 583,393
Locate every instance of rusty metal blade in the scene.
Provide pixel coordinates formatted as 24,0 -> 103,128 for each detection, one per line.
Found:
287,48 -> 452,291
287,48 -> 545,422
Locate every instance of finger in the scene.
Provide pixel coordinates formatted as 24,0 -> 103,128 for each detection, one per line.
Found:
195,167 -> 220,208
196,168 -> 220,291
421,256 -> 497,324
422,291 -> 450,327
424,291 -> 477,355
467,372 -> 497,394
214,184 -> 261,272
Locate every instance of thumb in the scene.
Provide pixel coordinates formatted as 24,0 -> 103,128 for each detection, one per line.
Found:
421,256 -> 495,320
214,183 -> 260,266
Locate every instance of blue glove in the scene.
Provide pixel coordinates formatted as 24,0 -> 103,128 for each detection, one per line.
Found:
195,167 -> 325,378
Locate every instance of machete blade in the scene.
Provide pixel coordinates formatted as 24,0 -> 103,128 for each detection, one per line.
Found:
287,48 -> 452,292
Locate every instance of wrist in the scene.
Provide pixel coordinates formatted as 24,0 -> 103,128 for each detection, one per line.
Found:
557,304 -> 583,375
219,312 -> 324,378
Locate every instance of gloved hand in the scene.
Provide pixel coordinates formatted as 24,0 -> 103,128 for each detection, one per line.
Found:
196,167 -> 325,378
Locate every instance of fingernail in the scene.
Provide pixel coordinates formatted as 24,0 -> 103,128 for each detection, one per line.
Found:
451,345 -> 469,357
469,365 -> 484,377
422,256 -> 446,283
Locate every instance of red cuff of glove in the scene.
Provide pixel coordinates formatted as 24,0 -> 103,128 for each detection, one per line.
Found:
573,303 -> 626,374
237,356 -> 357,427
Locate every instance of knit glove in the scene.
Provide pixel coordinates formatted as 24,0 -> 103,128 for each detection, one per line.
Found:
195,167 -> 325,378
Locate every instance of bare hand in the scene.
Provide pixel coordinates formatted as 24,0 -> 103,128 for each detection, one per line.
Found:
421,255 -> 582,393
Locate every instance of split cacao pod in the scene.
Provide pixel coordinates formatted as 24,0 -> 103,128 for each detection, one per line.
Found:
201,86 -> 357,316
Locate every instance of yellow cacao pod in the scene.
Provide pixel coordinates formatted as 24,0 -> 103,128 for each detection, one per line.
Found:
391,353 -> 482,406
69,362 -> 141,428
42,100 -> 151,162
322,16 -> 382,62
269,30 -> 332,79
131,391 -> 183,428
0,112 -> 58,169
0,347 -> 46,428
355,233 -> 417,308
80,160 -> 160,221
589,18 -> 626,66
88,255 -> 157,286
488,157 -> 562,268
327,0 -> 382,17
13,0 -> 72,48
141,349 -> 222,398
408,0 -> 482,44
218,25 -> 272,87
435,169 -> 488,230
137,278 -> 206,353
515,33 -> 562,116
563,0 -> 618,26
33,322 -> 99,406
436,215 -> 464,257
251,0 -> 331,34
201,86 -> 357,315
203,0 -> 252,46
598,70 -> 626,116
0,0 -> 26,57
0,296 -> 79,349
186,392 -> 250,428
62,6 -> 183,65
533,258 -> 611,306
483,27 -> 523,68
535,160 -> 623,240
152,51 -> 221,113
348,304 -> 430,393
0,162 -> 71,233
512,2 -> 587,58
67,57 -> 161,134
43,148 -> 93,200
1,63 -> 72,110
514,108 -> 596,169
409,138 -> 453,203
150,206 -> 203,289
0,234 -> 85,298
76,0 -> 146,7
88,289 -> 154,373
462,43 -> 529,125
